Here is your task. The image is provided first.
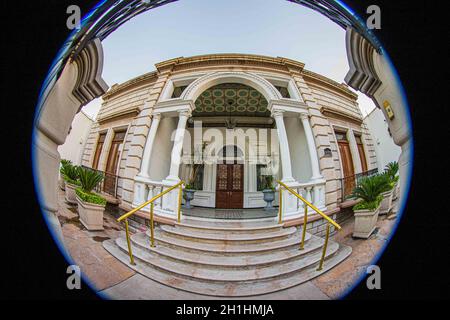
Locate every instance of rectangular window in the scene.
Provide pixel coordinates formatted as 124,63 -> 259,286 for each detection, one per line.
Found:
335,131 -> 347,142
191,165 -> 204,190
171,86 -> 188,98
275,86 -> 291,98
256,164 -> 268,191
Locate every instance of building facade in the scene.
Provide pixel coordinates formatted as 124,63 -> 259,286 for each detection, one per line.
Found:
58,110 -> 93,165
364,107 -> 401,172
80,54 -> 377,222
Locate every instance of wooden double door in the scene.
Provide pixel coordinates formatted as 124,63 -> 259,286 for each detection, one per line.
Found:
337,140 -> 356,197
215,164 -> 244,209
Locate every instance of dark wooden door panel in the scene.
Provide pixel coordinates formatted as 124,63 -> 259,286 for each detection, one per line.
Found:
338,141 -> 355,197
357,143 -> 368,172
216,163 -> 244,209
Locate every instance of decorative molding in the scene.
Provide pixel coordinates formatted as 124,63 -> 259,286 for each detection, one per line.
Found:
72,38 -> 109,106
302,69 -> 358,99
181,71 -> 282,102
97,106 -> 140,124
320,106 -> 363,125
103,72 -> 158,100
344,27 -> 382,97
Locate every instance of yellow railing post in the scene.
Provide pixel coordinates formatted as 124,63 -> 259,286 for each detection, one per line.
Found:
278,187 -> 283,224
177,183 -> 183,223
300,205 -> 308,250
150,202 -> 155,248
124,219 -> 135,265
317,224 -> 331,271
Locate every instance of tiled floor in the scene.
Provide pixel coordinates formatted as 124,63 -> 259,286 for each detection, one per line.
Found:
56,188 -> 399,299
183,206 -> 278,219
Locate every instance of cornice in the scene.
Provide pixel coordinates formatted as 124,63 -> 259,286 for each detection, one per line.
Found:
103,71 -> 158,100
302,69 -> 358,100
97,106 -> 140,124
157,54 -> 305,74
320,106 -> 363,125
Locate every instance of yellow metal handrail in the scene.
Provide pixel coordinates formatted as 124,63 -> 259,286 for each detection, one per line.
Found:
277,180 -> 341,271
117,180 -> 184,265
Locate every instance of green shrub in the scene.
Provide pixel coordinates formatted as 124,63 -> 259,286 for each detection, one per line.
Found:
185,183 -> 194,190
76,188 -> 106,206
61,163 -> 80,185
351,174 -> 391,211
262,175 -> 275,191
354,195 -> 383,211
384,161 -> 399,186
77,166 -> 104,193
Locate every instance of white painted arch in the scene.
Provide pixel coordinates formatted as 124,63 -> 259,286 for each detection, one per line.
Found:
181,71 -> 282,103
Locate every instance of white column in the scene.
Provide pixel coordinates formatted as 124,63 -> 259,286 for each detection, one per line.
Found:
137,113 -> 161,178
348,129 -> 363,174
272,110 -> 294,183
300,113 -> 323,181
165,110 -> 191,182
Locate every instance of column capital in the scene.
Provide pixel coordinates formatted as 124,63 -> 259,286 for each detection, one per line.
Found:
152,112 -> 162,120
299,112 -> 309,121
178,109 -> 192,118
271,110 -> 285,118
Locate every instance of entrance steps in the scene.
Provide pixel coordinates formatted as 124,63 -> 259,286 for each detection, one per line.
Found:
103,218 -> 351,297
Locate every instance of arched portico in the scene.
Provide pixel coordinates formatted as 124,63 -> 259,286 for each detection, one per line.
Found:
131,70 -> 326,219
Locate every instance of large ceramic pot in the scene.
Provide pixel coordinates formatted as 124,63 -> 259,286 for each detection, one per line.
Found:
76,196 -> 105,231
353,203 -> 381,238
65,182 -> 78,204
379,189 -> 393,215
183,189 -> 196,209
263,189 -> 275,210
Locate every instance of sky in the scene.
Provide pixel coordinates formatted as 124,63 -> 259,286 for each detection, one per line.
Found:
82,0 -> 376,118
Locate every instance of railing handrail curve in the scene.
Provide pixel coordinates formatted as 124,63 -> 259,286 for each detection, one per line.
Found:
117,180 -> 184,222
277,180 -> 341,230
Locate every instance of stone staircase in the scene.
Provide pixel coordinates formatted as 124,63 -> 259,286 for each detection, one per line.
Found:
103,217 -> 352,297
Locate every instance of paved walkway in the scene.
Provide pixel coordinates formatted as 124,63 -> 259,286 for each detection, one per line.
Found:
56,188 -> 398,299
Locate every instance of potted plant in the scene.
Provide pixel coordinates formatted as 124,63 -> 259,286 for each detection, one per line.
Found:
183,163 -> 202,209
62,163 -> 80,204
351,174 -> 390,238
379,173 -> 394,215
59,159 -> 72,190
75,167 -> 106,230
385,161 -> 400,200
183,183 -> 196,209
262,175 -> 276,210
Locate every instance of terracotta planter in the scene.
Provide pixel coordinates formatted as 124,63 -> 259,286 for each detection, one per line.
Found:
65,182 -> 78,204
262,189 -> 275,210
76,196 -> 105,231
353,203 -> 380,238
379,189 -> 393,215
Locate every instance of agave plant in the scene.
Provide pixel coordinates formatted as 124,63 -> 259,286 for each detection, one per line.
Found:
62,163 -> 80,185
350,174 -> 391,206
77,167 -> 104,193
384,161 -> 399,182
